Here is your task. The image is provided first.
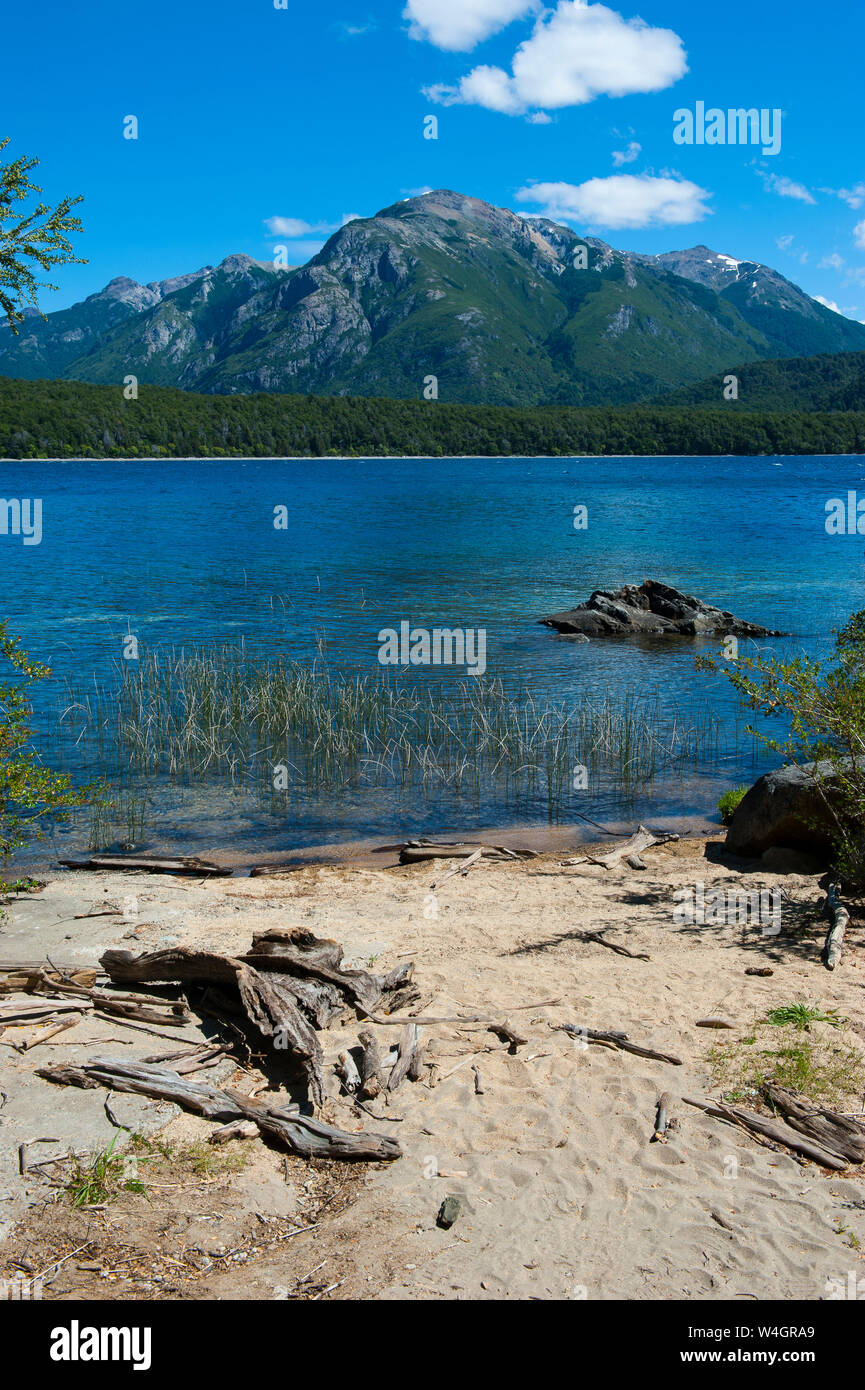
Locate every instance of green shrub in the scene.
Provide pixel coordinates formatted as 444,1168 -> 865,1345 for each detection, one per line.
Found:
718,785 -> 749,823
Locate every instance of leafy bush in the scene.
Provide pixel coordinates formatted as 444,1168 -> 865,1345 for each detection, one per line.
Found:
700,612 -> 865,885
0,622 -> 89,892
717,785 -> 748,823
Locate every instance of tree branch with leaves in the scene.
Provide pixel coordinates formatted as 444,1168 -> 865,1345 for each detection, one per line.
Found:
0,136 -> 85,332
698,614 -> 865,884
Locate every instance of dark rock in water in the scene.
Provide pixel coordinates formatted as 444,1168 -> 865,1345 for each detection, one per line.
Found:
725,761 -> 844,858
541,579 -> 782,639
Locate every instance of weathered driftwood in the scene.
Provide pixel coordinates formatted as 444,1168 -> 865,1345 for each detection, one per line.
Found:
823,883 -> 850,970
99,932 -> 419,1110
59,854 -> 231,877
652,1091 -> 671,1142
557,1022 -> 683,1066
398,840 -> 538,865
683,1094 -> 852,1169
101,947 -> 326,1107
764,1084 -> 865,1165
336,1050 -> 361,1095
578,931 -> 651,961
388,1024 -> 422,1092
38,1056 -> 402,1162
209,1120 -> 259,1144
585,826 -> 679,870
19,1012 -> 84,1050
357,1030 -> 382,1099
0,998 -> 93,1024
489,1020 -> 527,1048
0,965 -> 99,994
696,1017 -> 736,1030
430,849 -> 483,889
407,1042 -> 427,1083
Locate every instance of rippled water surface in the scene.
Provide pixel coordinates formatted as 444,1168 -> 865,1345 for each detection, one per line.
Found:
3,453 -> 863,861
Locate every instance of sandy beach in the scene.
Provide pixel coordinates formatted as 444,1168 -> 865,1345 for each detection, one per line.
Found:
2,831 -> 864,1302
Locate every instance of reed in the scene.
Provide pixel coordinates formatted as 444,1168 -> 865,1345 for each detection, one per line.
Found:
57,645 -> 735,820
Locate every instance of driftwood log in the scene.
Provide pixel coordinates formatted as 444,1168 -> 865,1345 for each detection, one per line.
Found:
585,827 -> 679,870
38,1056 -> 401,1162
398,840 -> 538,865
823,884 -> 850,970
59,855 -> 231,877
557,1022 -> 683,1066
100,931 -> 417,1110
577,931 -> 650,961
764,1084 -> 865,1165
357,1031 -> 382,1099
652,1091 -> 671,1142
387,1024 -> 422,1092
682,1093 -> 862,1170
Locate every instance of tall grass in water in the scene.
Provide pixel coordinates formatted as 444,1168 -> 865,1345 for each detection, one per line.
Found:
61,645 -> 728,820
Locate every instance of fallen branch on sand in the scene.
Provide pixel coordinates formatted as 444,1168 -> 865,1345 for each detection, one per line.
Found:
577,931 -> 651,961
430,849 -> 483,889
559,826 -> 679,870
58,854 -> 231,877
683,1087 -> 865,1170
38,1055 -> 401,1162
398,839 -> 538,865
555,1022 -> 683,1066
652,1091 -> 672,1142
823,883 -> 850,971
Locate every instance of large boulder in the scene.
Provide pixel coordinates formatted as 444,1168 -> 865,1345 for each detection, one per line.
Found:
541,579 -> 782,639
725,761 -> 843,858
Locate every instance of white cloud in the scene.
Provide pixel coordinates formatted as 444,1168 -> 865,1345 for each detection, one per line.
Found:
819,252 -> 845,270
761,173 -> 816,204
612,140 -> 641,166
264,213 -> 364,240
424,0 -> 687,116
814,295 -> 842,313
515,174 -> 711,229
403,0 -> 538,52
264,216 -> 324,238
776,234 -> 794,250
819,183 -> 865,209
855,219 -> 865,250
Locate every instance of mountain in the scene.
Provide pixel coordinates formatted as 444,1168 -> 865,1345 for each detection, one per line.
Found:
656,348 -> 865,412
634,246 -> 865,358
3,191 -> 864,407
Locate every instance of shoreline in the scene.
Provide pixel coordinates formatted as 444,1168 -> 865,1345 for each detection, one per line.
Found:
24,808 -> 723,876
3,452 -> 864,463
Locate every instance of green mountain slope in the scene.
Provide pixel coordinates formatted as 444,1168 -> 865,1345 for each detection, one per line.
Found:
2,191 -> 864,407
656,348 -> 865,411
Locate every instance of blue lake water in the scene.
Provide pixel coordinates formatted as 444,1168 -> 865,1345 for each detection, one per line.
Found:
2,453 -> 864,863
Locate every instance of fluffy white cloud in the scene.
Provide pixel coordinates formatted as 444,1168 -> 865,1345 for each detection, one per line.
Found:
516,174 -> 711,230
403,0 -> 537,52
612,140 -> 641,167
855,219 -> 865,250
761,174 -> 815,204
814,295 -> 842,313
424,0 -> 687,115
819,252 -> 845,270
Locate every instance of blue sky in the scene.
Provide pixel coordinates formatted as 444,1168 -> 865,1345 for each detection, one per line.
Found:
5,0 -> 865,318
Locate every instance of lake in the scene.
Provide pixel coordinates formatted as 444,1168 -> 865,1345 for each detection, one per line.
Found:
2,453 -> 863,864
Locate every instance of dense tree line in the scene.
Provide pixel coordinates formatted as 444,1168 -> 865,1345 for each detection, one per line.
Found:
2,376 -> 865,458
